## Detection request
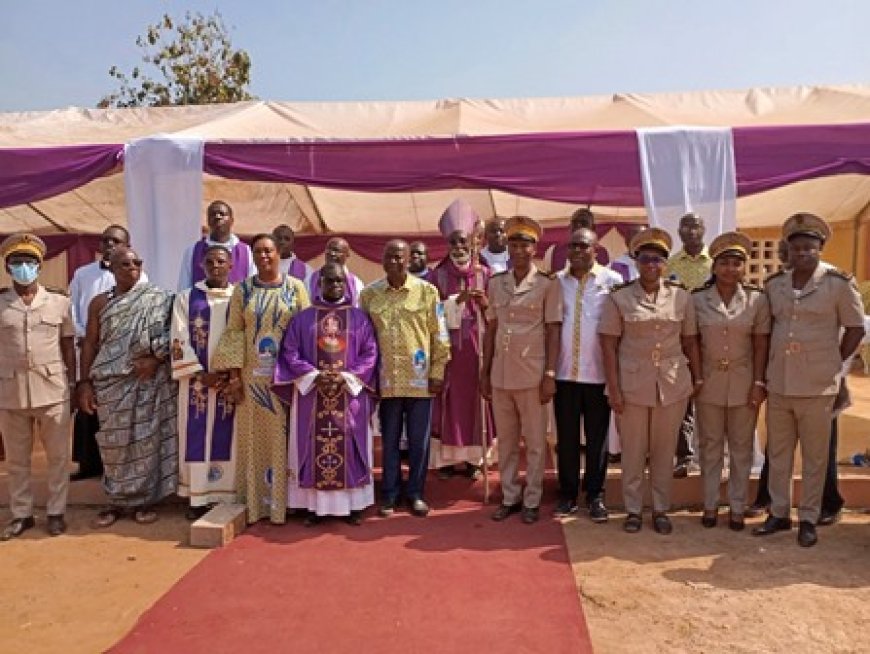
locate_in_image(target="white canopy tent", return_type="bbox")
[3,84,870,238]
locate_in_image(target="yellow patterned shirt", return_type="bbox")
[360,275,451,399]
[667,248,712,291]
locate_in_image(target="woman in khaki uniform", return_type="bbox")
[692,232,770,531]
[599,228,701,535]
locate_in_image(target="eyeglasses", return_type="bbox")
[636,254,665,265]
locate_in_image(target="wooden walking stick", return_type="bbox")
[470,219,491,505]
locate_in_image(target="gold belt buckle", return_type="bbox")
[717,358,730,371]
[787,342,801,354]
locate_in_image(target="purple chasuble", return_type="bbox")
[273,303,378,490]
[428,259,494,448]
[185,287,235,461]
[191,238,252,285]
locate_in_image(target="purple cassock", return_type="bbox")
[272,300,378,490]
[190,238,253,285]
[549,242,609,271]
[427,259,495,456]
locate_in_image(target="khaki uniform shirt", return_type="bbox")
[598,281,697,407]
[0,285,74,409]
[360,275,450,399]
[486,266,562,391]
[765,265,864,397]
[693,284,770,406]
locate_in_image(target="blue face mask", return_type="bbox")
[9,261,39,285]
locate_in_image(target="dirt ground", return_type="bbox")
[0,506,206,654]
[4,374,870,653]
[2,505,869,654]
[565,509,870,654]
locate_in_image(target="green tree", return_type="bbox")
[99,11,254,108]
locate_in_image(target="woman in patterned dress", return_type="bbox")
[213,234,310,524]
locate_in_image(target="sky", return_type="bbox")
[1,0,869,112]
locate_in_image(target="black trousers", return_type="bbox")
[754,418,843,513]
[554,381,611,503]
[675,401,696,461]
[72,410,103,475]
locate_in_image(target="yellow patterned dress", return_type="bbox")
[213,275,310,523]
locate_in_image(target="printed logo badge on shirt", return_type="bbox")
[253,336,277,378]
[411,348,428,388]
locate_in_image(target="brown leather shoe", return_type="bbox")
[1,516,35,541]
[46,514,67,537]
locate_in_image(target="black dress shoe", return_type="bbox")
[46,514,67,537]
[652,513,673,535]
[751,515,792,536]
[798,521,818,547]
[491,503,522,521]
[521,507,539,524]
[1,516,35,541]
[701,511,718,529]
[728,513,745,532]
[817,510,841,527]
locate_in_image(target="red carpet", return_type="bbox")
[110,475,591,654]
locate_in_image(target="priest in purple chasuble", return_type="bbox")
[273,262,378,526]
[427,199,495,479]
[171,245,239,519]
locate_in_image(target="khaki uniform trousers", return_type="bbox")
[0,403,70,518]
[618,399,688,514]
[492,387,547,509]
[696,402,756,514]
[766,392,834,523]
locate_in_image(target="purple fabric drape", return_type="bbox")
[0,144,122,208]
[204,132,645,205]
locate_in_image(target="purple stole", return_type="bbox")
[285,257,308,282]
[309,269,359,305]
[304,307,358,490]
[185,287,234,462]
[191,238,251,285]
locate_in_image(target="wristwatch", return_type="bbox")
[544,370,556,379]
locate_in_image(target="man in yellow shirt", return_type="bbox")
[667,212,712,478]
[360,240,450,517]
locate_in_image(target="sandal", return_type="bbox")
[623,513,642,533]
[133,508,158,525]
[91,508,124,529]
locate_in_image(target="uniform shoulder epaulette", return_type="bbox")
[763,269,785,284]
[691,279,715,293]
[664,279,686,290]
[824,267,854,281]
[741,282,763,293]
[536,270,557,279]
[610,279,636,293]
[46,286,69,296]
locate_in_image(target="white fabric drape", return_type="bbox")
[636,127,736,242]
[124,136,204,290]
